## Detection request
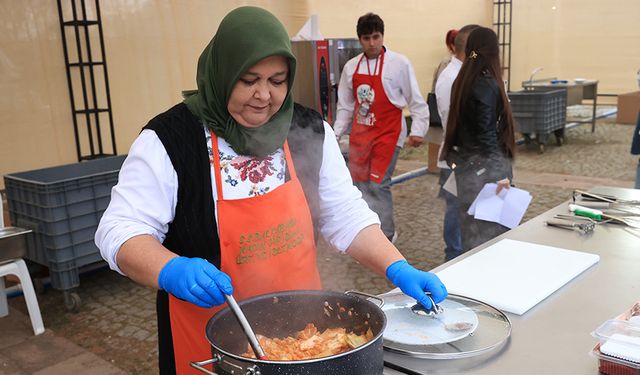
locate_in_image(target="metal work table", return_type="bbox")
[383,186,640,374]
[522,78,599,132]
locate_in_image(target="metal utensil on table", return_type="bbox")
[410,294,474,332]
[574,189,640,206]
[224,294,268,360]
[603,214,640,229]
[555,214,610,225]
[570,204,640,229]
[545,217,595,234]
[573,200,640,216]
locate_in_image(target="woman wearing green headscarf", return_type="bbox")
[96,7,446,373]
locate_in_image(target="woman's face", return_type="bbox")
[227,55,289,128]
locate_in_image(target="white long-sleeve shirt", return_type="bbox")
[434,56,463,169]
[95,122,379,274]
[333,48,429,147]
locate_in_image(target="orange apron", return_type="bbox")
[168,132,322,374]
[349,49,403,183]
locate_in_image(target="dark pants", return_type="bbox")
[353,147,401,240]
[454,168,509,252]
[439,169,463,261]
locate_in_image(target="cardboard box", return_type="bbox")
[617,91,640,124]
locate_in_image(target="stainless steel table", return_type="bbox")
[522,78,599,132]
[383,186,640,374]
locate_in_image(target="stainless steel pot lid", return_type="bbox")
[378,291,511,359]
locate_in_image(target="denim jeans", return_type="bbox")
[440,168,463,261]
[636,158,640,189]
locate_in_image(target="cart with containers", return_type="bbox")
[3,156,125,312]
[508,89,567,153]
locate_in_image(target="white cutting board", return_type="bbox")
[436,239,600,315]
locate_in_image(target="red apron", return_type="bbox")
[349,49,403,183]
[168,132,322,374]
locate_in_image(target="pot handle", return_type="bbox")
[345,290,385,308]
[190,358,220,375]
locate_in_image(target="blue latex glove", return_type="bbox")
[386,260,448,309]
[158,257,233,308]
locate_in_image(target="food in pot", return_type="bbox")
[242,323,374,360]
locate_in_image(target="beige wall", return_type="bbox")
[1,0,638,189]
[510,0,640,95]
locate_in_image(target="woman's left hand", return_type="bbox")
[406,136,424,148]
[386,260,448,309]
[495,178,511,194]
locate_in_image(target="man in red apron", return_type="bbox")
[335,13,430,242]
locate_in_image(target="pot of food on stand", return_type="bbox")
[190,290,387,375]
[191,290,512,375]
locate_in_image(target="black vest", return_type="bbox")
[143,102,325,374]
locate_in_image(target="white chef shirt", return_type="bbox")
[333,48,430,147]
[95,122,379,275]
[434,56,463,169]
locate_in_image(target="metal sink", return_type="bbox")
[0,227,32,263]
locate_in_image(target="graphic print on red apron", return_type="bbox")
[349,49,403,183]
[356,83,376,126]
[167,133,322,374]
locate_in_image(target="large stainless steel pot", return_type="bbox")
[191,290,386,375]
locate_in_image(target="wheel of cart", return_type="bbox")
[63,290,81,313]
[535,132,550,153]
[553,128,565,146]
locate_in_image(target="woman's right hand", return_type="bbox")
[158,257,233,308]
[495,178,511,194]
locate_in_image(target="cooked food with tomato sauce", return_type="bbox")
[242,323,374,360]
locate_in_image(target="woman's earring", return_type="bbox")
[469,51,478,59]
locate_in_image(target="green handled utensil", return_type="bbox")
[569,204,602,220]
[569,204,640,229]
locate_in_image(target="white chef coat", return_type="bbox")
[95,122,379,274]
[434,56,463,169]
[333,48,430,147]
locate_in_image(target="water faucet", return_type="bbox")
[527,67,544,89]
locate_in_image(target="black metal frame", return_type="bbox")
[57,0,116,161]
[494,0,513,92]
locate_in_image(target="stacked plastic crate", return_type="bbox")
[509,89,567,152]
[3,156,126,311]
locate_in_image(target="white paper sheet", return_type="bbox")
[436,239,600,315]
[442,170,457,196]
[468,183,532,229]
[500,187,533,228]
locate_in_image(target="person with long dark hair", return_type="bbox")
[439,26,516,252]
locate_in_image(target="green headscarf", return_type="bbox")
[184,6,296,156]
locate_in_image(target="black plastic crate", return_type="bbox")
[509,89,567,135]
[3,155,125,292]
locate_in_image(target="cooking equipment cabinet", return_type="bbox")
[383,186,640,374]
[290,38,361,125]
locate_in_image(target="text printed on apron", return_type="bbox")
[167,132,321,374]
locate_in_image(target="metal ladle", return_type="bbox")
[225,294,268,360]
